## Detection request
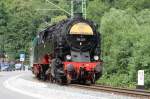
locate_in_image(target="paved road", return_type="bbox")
[0,71,137,99]
[0,71,37,99]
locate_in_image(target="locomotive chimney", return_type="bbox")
[73,13,83,19]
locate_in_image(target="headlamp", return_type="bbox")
[94,56,99,61]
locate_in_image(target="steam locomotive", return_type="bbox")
[31,14,102,84]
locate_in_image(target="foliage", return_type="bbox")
[86,0,150,89]
[0,0,69,60]
[96,7,150,89]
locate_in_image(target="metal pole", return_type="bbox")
[71,0,74,18]
[2,34,4,63]
[82,0,87,19]
[82,0,84,14]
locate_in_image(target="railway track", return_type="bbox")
[69,84,150,98]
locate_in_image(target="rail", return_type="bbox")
[69,84,150,98]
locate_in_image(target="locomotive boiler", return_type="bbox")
[31,14,102,84]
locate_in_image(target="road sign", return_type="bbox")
[20,54,25,62]
[138,70,144,86]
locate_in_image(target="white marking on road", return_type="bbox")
[3,73,46,99]
[3,73,110,99]
[17,78,47,88]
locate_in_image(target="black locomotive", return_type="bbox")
[32,14,102,84]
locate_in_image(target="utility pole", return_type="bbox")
[2,34,5,63]
[82,0,87,19]
[71,0,87,19]
[71,0,74,18]
[0,34,5,68]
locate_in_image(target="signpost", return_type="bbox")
[137,70,144,89]
[20,53,25,62]
[20,53,25,70]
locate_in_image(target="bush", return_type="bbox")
[98,8,150,89]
